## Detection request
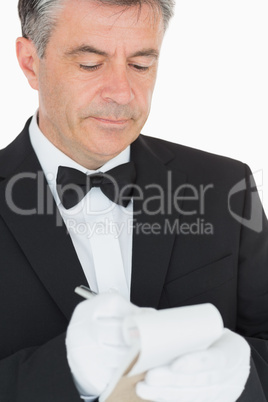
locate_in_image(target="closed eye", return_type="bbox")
[79,64,102,71]
[131,64,149,71]
[79,63,150,72]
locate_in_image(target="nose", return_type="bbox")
[101,64,134,105]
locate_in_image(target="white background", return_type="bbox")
[1,1,268,213]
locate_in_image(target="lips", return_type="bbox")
[91,116,130,125]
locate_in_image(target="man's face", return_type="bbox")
[34,0,164,169]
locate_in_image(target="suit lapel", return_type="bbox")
[0,126,87,321]
[0,122,188,313]
[130,136,187,308]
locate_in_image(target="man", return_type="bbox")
[0,0,267,401]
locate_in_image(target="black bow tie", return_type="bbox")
[56,162,136,209]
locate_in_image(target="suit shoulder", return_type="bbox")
[140,134,246,171]
[0,118,33,179]
[139,134,248,184]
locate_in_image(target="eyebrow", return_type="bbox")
[65,45,159,59]
[65,45,108,57]
[131,49,159,59]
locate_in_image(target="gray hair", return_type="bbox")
[18,0,175,58]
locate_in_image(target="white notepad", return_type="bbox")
[100,303,224,402]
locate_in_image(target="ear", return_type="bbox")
[16,37,40,90]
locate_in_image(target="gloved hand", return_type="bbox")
[136,328,251,402]
[66,293,140,396]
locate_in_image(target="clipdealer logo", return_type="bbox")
[228,170,263,233]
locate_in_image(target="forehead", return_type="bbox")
[49,0,164,52]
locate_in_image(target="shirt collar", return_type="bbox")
[29,110,131,205]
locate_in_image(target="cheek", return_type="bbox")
[137,74,157,110]
[65,77,103,119]
[139,88,154,117]
[40,78,83,126]
[38,66,63,108]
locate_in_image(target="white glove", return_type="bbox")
[66,293,140,396]
[136,328,251,402]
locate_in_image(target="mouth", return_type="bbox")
[90,117,130,125]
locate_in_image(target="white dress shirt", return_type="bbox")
[29,111,133,300]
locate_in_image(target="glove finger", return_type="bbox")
[68,314,126,346]
[171,348,226,373]
[94,293,139,318]
[68,342,129,368]
[138,361,250,401]
[144,357,250,388]
[72,293,139,323]
[96,318,126,345]
[136,381,215,402]
[136,381,247,402]
[144,365,227,387]
[171,329,250,374]
[211,328,250,368]
[100,344,130,368]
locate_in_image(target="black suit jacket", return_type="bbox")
[0,118,268,401]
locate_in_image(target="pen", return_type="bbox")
[74,285,98,300]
